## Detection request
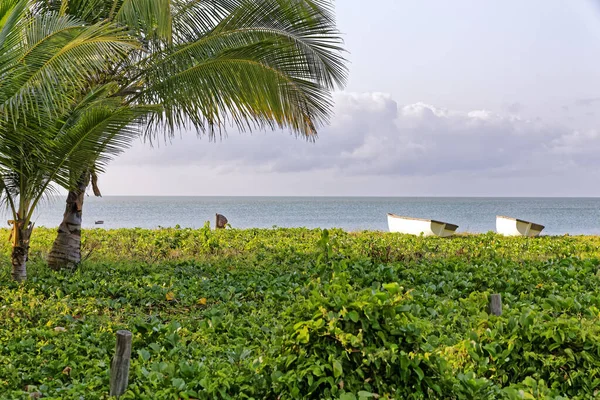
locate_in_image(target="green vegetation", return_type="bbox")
[2,227,600,398]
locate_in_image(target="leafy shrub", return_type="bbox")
[1,228,600,398]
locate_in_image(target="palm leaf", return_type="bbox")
[0,12,139,122]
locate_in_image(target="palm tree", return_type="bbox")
[43,0,347,270]
[0,0,147,280]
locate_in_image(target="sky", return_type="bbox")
[103,0,600,196]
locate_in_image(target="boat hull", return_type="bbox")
[496,216,544,237]
[387,214,458,237]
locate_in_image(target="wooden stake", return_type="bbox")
[489,294,502,316]
[110,330,132,397]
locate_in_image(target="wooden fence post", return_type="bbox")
[489,294,502,316]
[110,330,132,397]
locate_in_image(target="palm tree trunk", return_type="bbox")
[47,172,90,271]
[11,221,33,282]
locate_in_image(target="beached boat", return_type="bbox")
[387,214,459,237]
[496,215,544,237]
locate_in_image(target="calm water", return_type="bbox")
[21,197,600,235]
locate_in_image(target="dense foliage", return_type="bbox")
[1,227,600,398]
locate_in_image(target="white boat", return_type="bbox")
[496,215,544,237]
[387,213,459,237]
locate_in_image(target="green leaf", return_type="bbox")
[383,282,401,294]
[332,359,343,378]
[171,378,186,391]
[149,343,162,353]
[523,376,537,387]
[413,366,424,381]
[374,292,389,301]
[296,325,310,344]
[137,349,151,361]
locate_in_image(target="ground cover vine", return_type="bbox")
[1,227,600,398]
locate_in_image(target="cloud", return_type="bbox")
[116,92,599,181]
[575,97,600,107]
[547,129,600,170]
[504,102,524,114]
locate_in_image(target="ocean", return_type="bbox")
[21,196,600,235]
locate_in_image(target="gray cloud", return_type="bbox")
[116,92,599,180]
[504,102,524,114]
[575,97,600,107]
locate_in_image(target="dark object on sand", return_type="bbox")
[215,214,228,229]
[95,220,104,225]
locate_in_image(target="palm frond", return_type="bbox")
[0,0,27,49]
[0,13,139,122]
[136,0,346,140]
[114,0,173,43]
